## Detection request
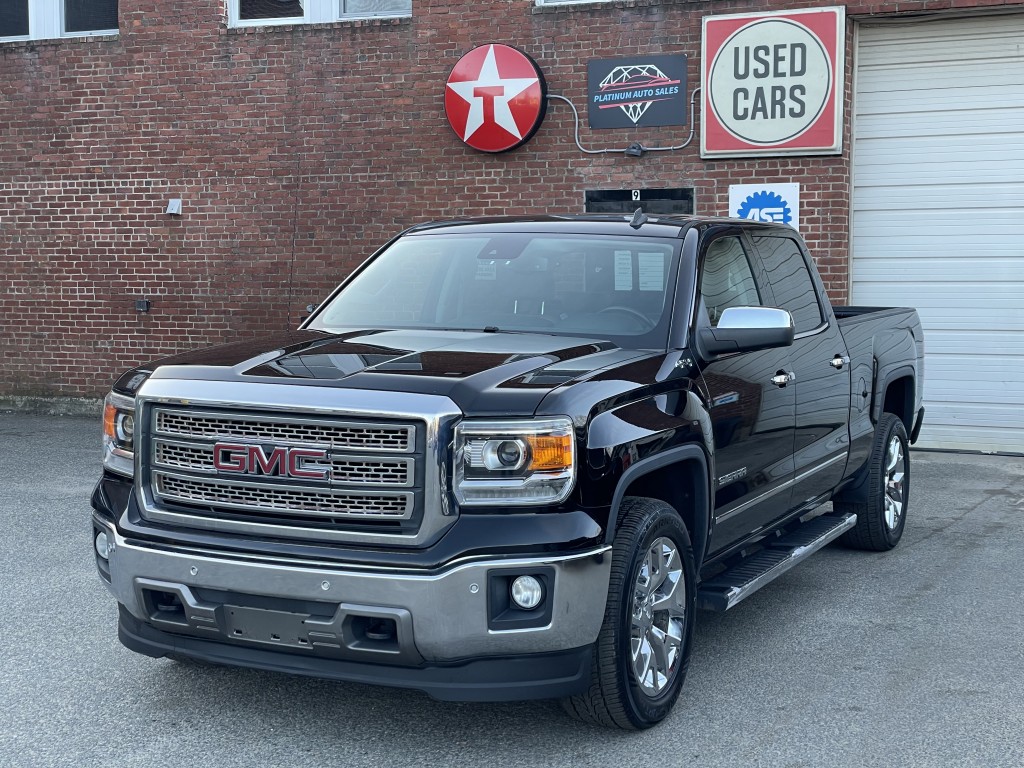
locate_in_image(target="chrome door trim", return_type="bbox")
[715,452,848,524]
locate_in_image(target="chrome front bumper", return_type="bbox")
[95,517,612,664]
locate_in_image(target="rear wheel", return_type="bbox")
[562,497,696,729]
[836,413,910,551]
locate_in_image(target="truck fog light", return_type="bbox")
[95,531,111,560]
[510,575,543,610]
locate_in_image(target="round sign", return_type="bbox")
[708,19,832,146]
[445,44,547,154]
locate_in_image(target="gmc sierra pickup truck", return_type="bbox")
[92,214,924,729]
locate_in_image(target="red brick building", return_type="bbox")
[2,0,1022,451]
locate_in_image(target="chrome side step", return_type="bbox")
[696,513,857,612]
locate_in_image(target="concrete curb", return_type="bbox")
[0,396,103,418]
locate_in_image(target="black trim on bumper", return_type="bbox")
[93,473,605,570]
[118,606,593,702]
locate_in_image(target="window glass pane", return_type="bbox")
[342,0,411,15]
[0,1,29,37]
[65,0,118,32]
[752,235,823,333]
[240,0,304,20]
[700,237,762,326]
[314,233,680,345]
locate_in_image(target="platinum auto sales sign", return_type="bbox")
[702,7,845,158]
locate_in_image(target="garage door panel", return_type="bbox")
[853,163,1024,187]
[858,66,1024,95]
[923,330,1024,356]
[852,183,1024,211]
[857,89,1024,118]
[857,107,1024,138]
[925,356,1024,394]
[854,138,1024,167]
[853,259,1023,282]
[851,235,1023,257]
[854,16,1023,452]
[918,417,1024,453]
[858,18,1022,62]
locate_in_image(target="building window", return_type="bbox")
[230,0,411,26]
[66,0,118,33]
[239,0,304,22]
[0,0,118,41]
[0,3,30,38]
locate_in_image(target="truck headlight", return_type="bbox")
[102,391,136,477]
[453,417,576,506]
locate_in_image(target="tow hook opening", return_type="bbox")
[347,615,399,653]
[142,588,188,627]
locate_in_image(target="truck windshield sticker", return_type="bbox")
[638,253,665,291]
[614,251,634,291]
[475,260,497,280]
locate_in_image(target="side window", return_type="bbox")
[1,0,118,41]
[752,235,824,334]
[699,236,762,326]
[229,0,411,27]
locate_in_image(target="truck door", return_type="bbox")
[750,232,850,508]
[695,231,797,554]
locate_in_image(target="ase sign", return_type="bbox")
[702,7,845,158]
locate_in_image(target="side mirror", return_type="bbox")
[699,306,795,355]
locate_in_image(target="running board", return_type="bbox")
[697,513,857,612]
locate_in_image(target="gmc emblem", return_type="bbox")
[213,443,329,481]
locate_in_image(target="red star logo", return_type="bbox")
[445,45,547,153]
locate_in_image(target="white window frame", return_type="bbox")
[228,0,411,28]
[0,0,118,43]
[534,0,614,5]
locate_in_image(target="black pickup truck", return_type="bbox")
[92,214,924,729]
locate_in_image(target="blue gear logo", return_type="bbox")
[736,191,792,226]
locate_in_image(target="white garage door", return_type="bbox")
[852,15,1024,453]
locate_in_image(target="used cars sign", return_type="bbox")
[702,7,845,157]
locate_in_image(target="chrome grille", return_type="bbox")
[154,472,413,519]
[145,406,422,534]
[153,439,413,486]
[155,410,414,452]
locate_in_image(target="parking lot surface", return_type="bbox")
[1,414,1022,767]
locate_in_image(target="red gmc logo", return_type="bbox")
[213,443,329,481]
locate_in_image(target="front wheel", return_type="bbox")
[562,497,696,729]
[836,412,910,551]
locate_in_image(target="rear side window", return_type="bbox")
[752,235,824,334]
[699,236,762,326]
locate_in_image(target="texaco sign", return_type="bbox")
[701,7,845,158]
[445,44,548,154]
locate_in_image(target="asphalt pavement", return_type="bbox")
[1,413,1022,767]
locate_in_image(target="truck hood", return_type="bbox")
[128,329,655,417]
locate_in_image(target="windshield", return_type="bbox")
[310,232,682,347]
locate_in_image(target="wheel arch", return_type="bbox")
[877,369,916,434]
[605,445,711,568]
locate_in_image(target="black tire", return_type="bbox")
[836,413,910,551]
[561,497,696,729]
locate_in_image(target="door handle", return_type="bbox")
[830,355,851,370]
[771,371,795,387]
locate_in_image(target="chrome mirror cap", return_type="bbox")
[716,306,794,330]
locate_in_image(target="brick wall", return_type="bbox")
[0,0,1018,396]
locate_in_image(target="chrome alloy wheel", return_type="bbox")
[884,435,906,530]
[630,537,687,698]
